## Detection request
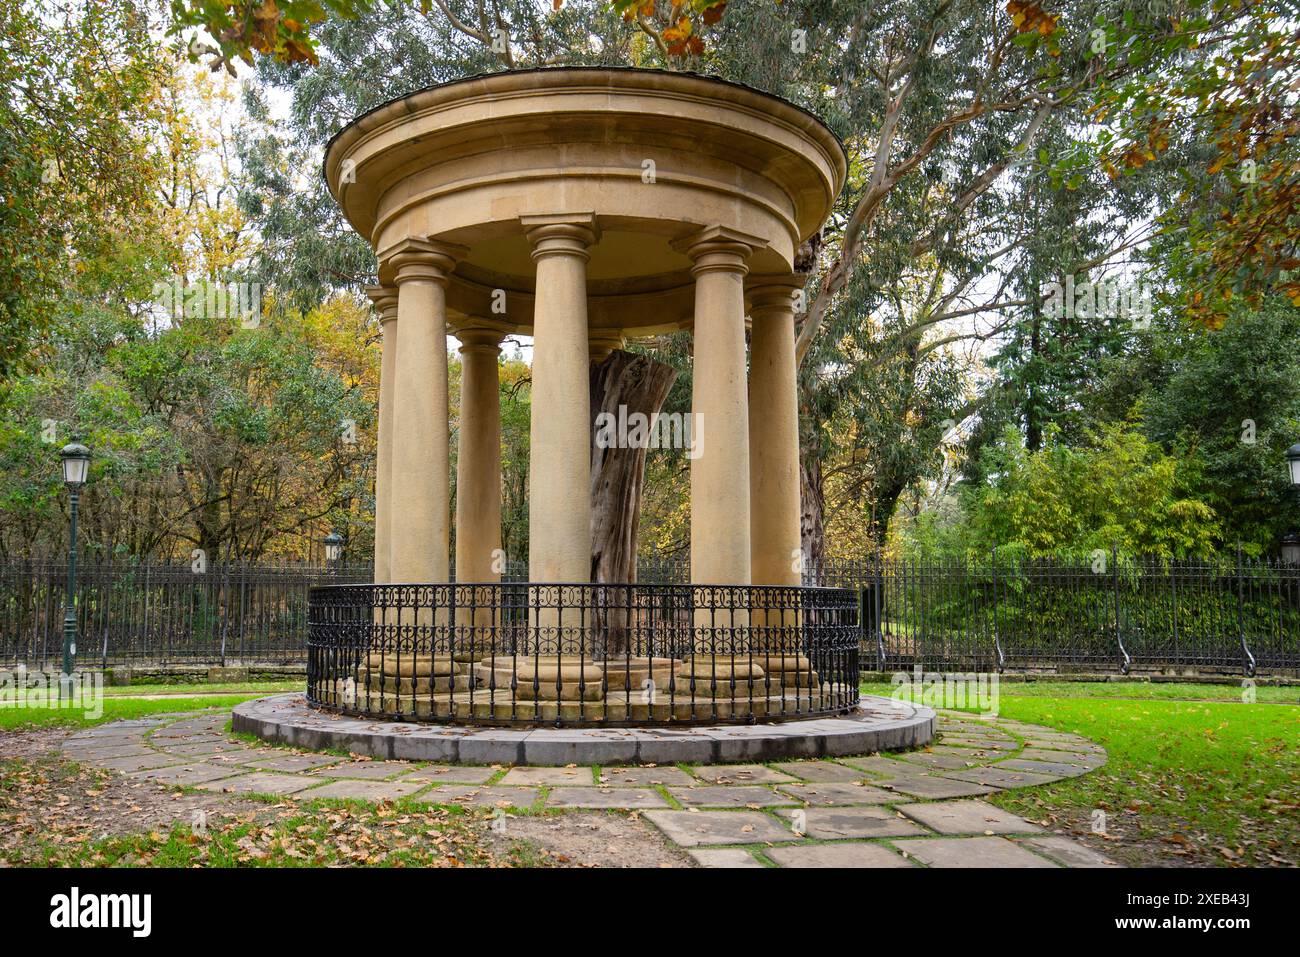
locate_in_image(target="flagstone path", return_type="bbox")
[58,707,1118,868]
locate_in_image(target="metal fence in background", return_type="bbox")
[816,554,1300,677]
[1,553,1297,674]
[0,558,372,668]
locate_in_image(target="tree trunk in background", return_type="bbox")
[589,350,677,656]
[799,450,824,583]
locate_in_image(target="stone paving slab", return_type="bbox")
[897,800,1043,835]
[399,765,498,785]
[1020,735,1100,751]
[769,761,870,783]
[298,779,428,801]
[195,772,321,796]
[687,848,766,868]
[595,766,696,787]
[767,843,915,868]
[1016,747,1105,766]
[149,731,229,744]
[896,751,980,771]
[875,775,996,800]
[544,787,669,809]
[940,766,1062,789]
[498,766,594,786]
[91,753,190,772]
[62,745,157,760]
[668,785,793,808]
[643,810,795,847]
[690,764,797,784]
[835,755,911,778]
[311,760,428,780]
[937,736,1016,750]
[775,782,896,806]
[126,763,249,786]
[162,741,249,757]
[996,758,1092,777]
[774,806,926,840]
[415,786,539,809]
[1018,835,1120,868]
[894,835,1059,868]
[242,753,345,773]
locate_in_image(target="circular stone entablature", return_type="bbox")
[324,67,847,336]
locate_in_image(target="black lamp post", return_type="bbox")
[59,443,90,698]
[1283,444,1300,565]
[323,531,344,576]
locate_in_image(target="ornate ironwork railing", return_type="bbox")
[306,582,861,726]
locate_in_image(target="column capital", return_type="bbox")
[364,284,399,323]
[747,274,806,318]
[672,225,767,277]
[381,237,468,285]
[521,212,600,262]
[457,324,505,356]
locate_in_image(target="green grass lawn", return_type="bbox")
[865,679,1300,866]
[0,694,269,731]
[99,680,301,697]
[864,678,1299,704]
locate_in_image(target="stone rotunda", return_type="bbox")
[309,67,859,726]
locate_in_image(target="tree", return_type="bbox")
[0,0,168,381]
[1078,0,1300,324]
[217,1,1179,565]
[961,421,1219,559]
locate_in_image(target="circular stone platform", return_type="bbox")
[233,693,935,767]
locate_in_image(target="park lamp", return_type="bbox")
[1283,444,1300,564]
[59,442,90,699]
[323,531,344,563]
[1288,443,1300,487]
[60,443,91,489]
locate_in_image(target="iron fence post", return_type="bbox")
[1238,544,1256,677]
[1113,545,1131,674]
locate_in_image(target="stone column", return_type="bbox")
[748,279,803,587]
[674,226,765,587]
[521,213,598,584]
[746,278,813,690]
[455,326,504,584]
[673,226,765,685]
[387,239,465,584]
[365,285,399,584]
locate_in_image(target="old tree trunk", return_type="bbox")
[589,350,677,655]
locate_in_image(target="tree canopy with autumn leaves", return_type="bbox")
[3,0,1297,564]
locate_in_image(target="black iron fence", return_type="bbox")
[0,558,372,668]
[306,581,861,726]
[1,553,1298,675]
[816,554,1300,677]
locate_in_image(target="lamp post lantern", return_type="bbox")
[59,443,90,698]
[323,531,344,575]
[1283,443,1300,565]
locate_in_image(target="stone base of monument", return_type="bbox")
[234,692,936,765]
[324,686,850,723]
